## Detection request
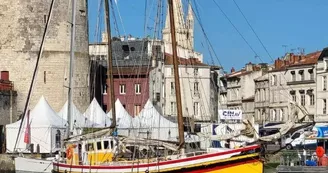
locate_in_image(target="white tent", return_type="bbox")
[136,100,178,141]
[58,101,99,128]
[6,96,66,153]
[107,99,140,129]
[83,98,111,127]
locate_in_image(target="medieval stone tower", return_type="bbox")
[0,0,90,117]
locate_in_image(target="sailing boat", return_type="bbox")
[52,0,264,173]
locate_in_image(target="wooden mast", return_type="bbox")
[104,0,116,129]
[168,0,185,149]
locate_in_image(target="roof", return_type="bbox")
[318,47,328,61]
[226,65,262,78]
[270,51,321,72]
[164,53,209,67]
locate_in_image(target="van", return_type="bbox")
[285,130,316,150]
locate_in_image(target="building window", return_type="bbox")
[272,109,276,121]
[193,102,199,116]
[119,84,126,94]
[271,75,277,85]
[307,90,315,106]
[309,69,314,80]
[300,90,305,106]
[299,70,304,81]
[170,102,176,115]
[194,82,199,95]
[44,71,46,84]
[323,99,327,114]
[194,68,198,76]
[291,71,296,82]
[103,84,107,94]
[156,92,160,102]
[171,68,174,76]
[135,84,141,94]
[170,82,175,95]
[134,105,141,115]
[323,76,327,91]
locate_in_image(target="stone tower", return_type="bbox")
[162,0,194,50]
[0,0,90,116]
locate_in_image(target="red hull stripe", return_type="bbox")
[180,159,260,173]
[54,145,260,169]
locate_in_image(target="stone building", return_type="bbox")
[218,74,228,110]
[0,0,90,115]
[224,63,268,121]
[315,48,328,122]
[254,74,270,124]
[268,51,321,122]
[149,55,218,121]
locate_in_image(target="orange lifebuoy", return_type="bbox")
[66,147,73,160]
[316,146,325,158]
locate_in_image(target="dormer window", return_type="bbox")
[291,71,296,81]
[299,70,304,81]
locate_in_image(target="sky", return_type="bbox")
[88,0,328,73]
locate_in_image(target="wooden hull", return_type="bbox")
[53,145,263,173]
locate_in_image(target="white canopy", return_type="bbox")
[135,100,178,141]
[83,98,111,127]
[58,101,99,128]
[6,96,66,153]
[107,99,140,129]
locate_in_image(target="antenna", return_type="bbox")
[282,45,288,54]
[298,47,305,55]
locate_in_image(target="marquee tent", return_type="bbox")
[6,96,66,153]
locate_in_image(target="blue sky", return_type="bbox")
[88,0,328,73]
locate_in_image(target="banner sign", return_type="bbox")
[219,110,242,120]
[315,126,328,137]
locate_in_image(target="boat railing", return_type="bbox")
[279,150,318,166]
[56,150,210,166]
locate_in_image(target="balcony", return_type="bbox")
[227,99,242,106]
[287,79,315,85]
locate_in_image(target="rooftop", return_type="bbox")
[164,53,209,67]
[270,51,321,72]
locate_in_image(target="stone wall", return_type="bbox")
[0,0,90,116]
[0,91,17,125]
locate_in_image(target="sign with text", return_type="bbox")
[219,110,242,120]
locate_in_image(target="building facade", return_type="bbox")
[149,55,218,121]
[0,0,90,115]
[316,48,328,122]
[89,36,159,115]
[104,67,150,116]
[267,52,320,122]
[254,74,270,124]
[224,63,268,121]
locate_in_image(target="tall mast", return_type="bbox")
[104,0,116,129]
[168,0,185,149]
[66,0,77,138]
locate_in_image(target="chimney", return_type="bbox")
[246,62,253,71]
[1,71,9,81]
[231,67,235,73]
